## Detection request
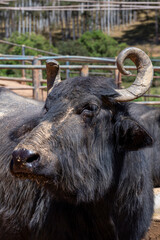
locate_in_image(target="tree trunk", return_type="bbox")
[60,10,65,40]
[5,11,9,38]
[48,12,52,46]
[68,11,71,39]
[18,10,21,34]
[129,10,132,24]
[103,0,107,32]
[107,0,110,35]
[22,0,25,34]
[77,12,79,38]
[64,11,68,40]
[155,9,159,44]
[95,10,99,30]
[33,14,35,33]
[100,10,103,32]
[29,0,32,35]
[72,13,76,40]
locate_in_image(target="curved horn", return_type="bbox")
[46,59,61,93]
[115,47,153,102]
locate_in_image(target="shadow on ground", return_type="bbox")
[115,14,159,45]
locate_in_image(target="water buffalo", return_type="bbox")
[128,103,160,187]
[0,47,155,240]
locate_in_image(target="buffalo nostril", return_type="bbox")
[11,149,40,174]
[26,153,40,163]
[12,149,40,163]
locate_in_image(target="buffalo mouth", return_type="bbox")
[11,169,54,186]
[10,159,55,186]
[10,164,77,202]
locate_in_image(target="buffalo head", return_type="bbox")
[10,48,153,203]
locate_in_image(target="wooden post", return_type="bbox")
[118,72,122,89]
[81,65,89,77]
[115,56,119,87]
[32,57,40,100]
[38,56,43,100]
[115,56,122,89]
[115,70,122,89]
[115,68,119,87]
[38,56,42,82]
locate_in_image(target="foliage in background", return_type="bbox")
[57,31,127,57]
[0,30,127,58]
[79,31,127,57]
[0,32,58,56]
[0,32,58,77]
[56,40,89,56]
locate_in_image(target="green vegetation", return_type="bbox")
[57,31,127,57]
[0,30,127,58]
[0,32,58,56]
[79,31,127,57]
[56,40,89,56]
[0,32,58,77]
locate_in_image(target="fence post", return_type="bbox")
[22,44,26,79]
[38,55,43,100]
[118,72,122,88]
[66,61,70,78]
[38,56,42,82]
[81,65,89,77]
[115,56,119,87]
[115,68,119,86]
[32,57,41,100]
[115,56,122,89]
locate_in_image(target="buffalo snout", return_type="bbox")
[11,148,40,174]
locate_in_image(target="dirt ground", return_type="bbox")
[144,189,160,240]
[0,80,47,100]
[144,220,160,240]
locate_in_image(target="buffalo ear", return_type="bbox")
[46,59,61,93]
[115,118,153,151]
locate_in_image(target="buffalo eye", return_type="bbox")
[80,104,100,119]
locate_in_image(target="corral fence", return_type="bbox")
[0,55,160,104]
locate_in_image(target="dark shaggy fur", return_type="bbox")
[128,103,160,187]
[0,76,155,240]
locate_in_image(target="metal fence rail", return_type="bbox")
[0,55,160,104]
[0,55,116,63]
